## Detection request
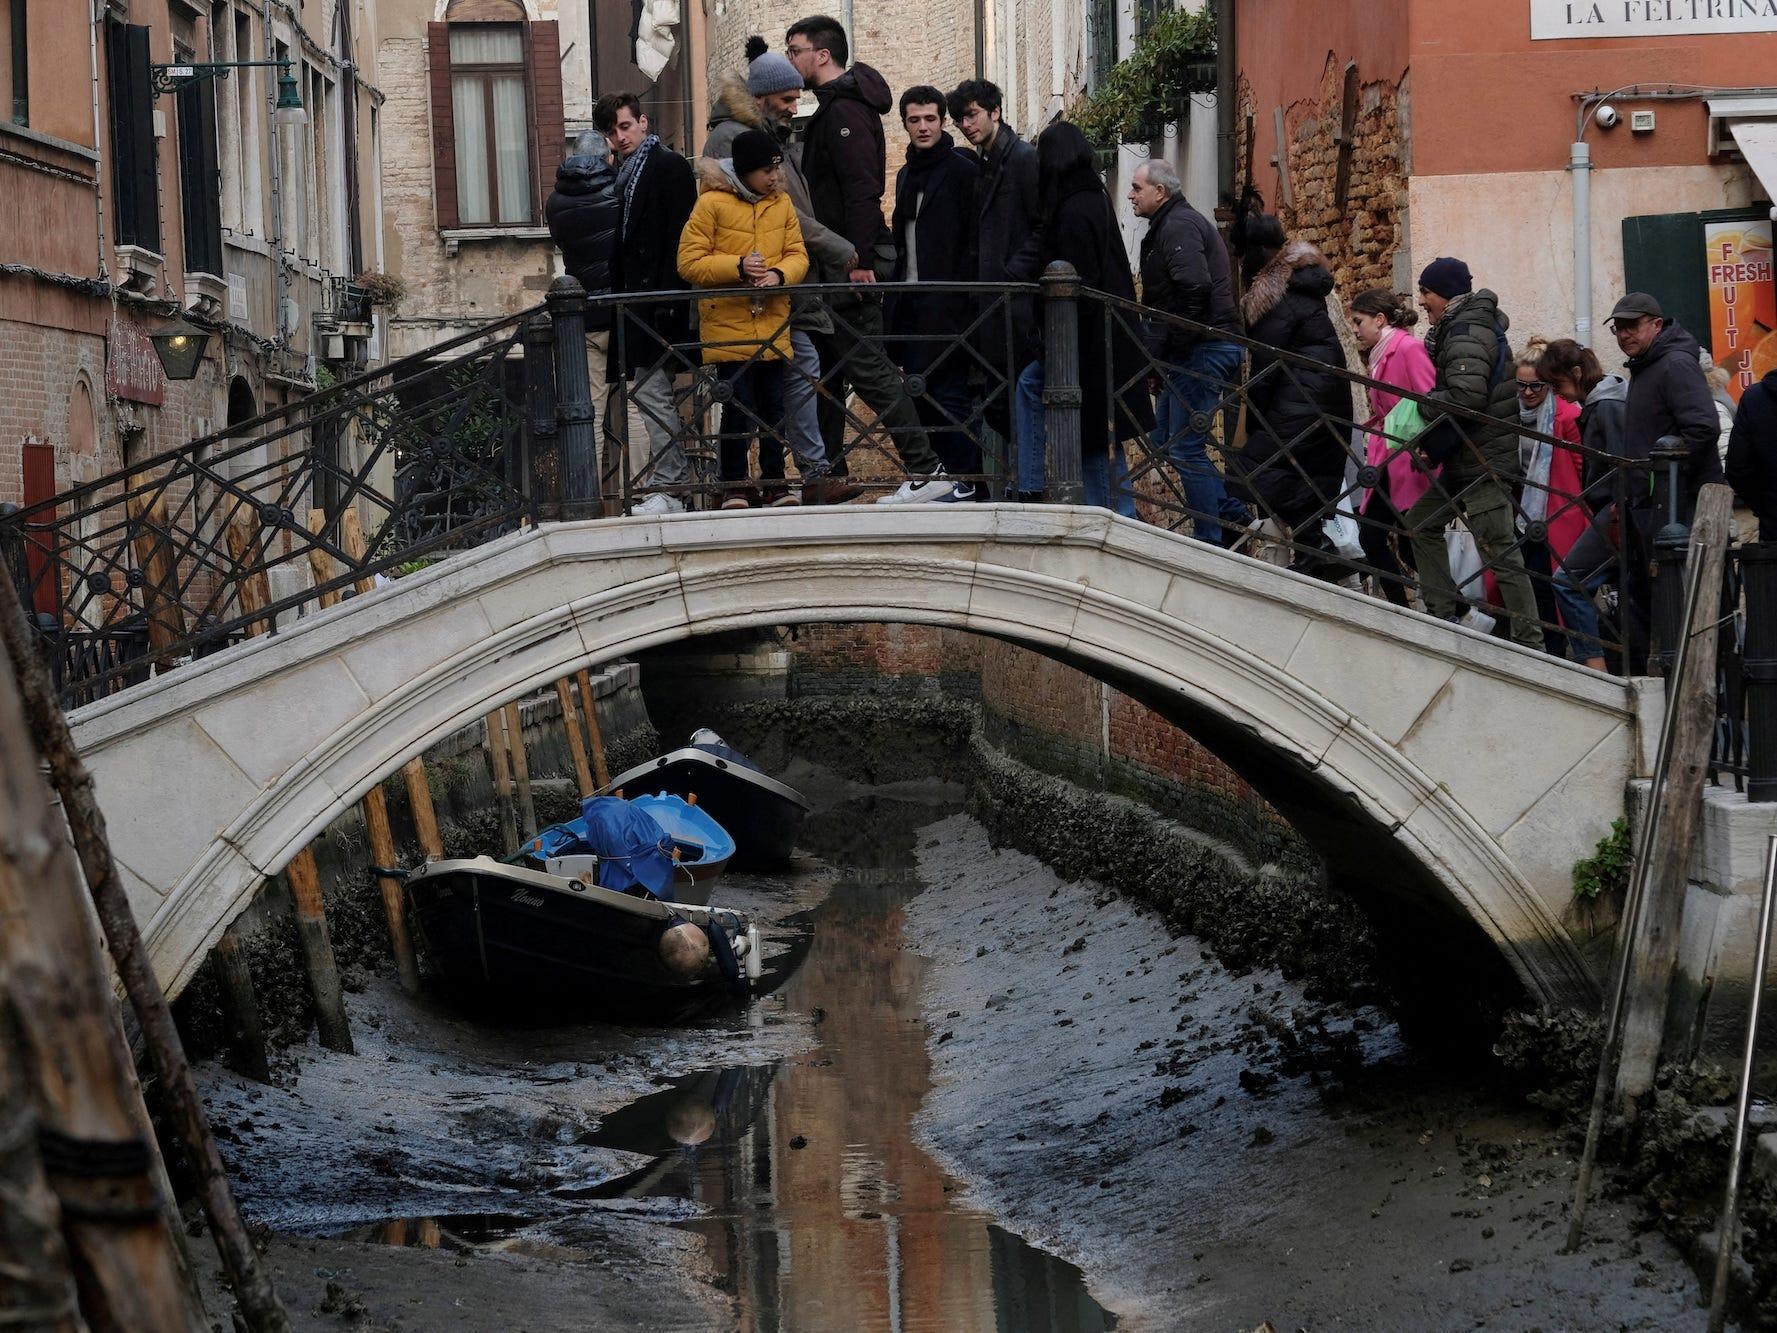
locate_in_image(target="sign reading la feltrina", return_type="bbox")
[1533,0,1777,38]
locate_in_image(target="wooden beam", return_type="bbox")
[304,509,342,611]
[487,710,520,854]
[577,668,611,789]
[361,783,421,993]
[503,701,537,840]
[555,678,596,798]
[127,493,189,667]
[284,850,353,1055]
[402,759,445,862]
[1616,484,1734,1115]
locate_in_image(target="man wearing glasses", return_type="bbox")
[1608,292,1723,527]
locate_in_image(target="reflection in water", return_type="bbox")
[347,794,1113,1331]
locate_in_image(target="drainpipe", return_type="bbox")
[974,0,986,80]
[1214,0,1235,206]
[1571,138,1592,346]
[89,0,108,281]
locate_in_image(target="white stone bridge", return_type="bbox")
[69,506,1647,1007]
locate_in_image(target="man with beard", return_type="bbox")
[703,38,862,504]
[887,86,981,500]
[787,14,950,502]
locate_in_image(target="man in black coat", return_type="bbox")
[949,79,1040,447]
[595,91,696,515]
[888,86,981,500]
[1610,291,1725,523]
[1727,368,1777,539]
[786,14,947,501]
[1129,158,1246,545]
[545,135,620,486]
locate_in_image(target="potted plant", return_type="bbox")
[354,271,407,310]
[1073,6,1217,150]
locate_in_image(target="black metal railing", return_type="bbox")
[6,263,1771,804]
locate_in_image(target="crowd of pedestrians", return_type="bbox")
[544,19,1770,670]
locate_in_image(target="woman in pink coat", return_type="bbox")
[1349,289,1436,606]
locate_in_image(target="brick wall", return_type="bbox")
[783,621,1277,835]
[1278,56,1406,296]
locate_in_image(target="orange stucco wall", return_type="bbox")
[1408,2,1777,177]
[1237,0,1777,184]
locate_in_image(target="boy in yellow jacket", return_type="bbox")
[678,128,809,508]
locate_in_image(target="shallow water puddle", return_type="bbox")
[333,793,1114,1331]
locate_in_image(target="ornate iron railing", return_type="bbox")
[5,266,1760,799]
[0,308,545,705]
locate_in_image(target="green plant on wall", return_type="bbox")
[1073,5,1217,150]
[1571,816,1631,902]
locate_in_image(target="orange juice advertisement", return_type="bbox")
[1705,218,1776,403]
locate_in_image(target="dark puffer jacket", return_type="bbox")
[1624,319,1725,521]
[544,154,618,330]
[1419,288,1518,482]
[800,63,893,262]
[1138,194,1240,357]
[1229,242,1350,527]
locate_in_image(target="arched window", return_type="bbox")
[427,1,563,230]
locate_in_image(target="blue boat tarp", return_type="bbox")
[525,796,678,899]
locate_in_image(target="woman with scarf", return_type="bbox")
[1030,122,1153,507]
[1496,339,1588,658]
[887,87,982,496]
[1349,289,1436,605]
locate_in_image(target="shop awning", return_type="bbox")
[1730,118,1777,201]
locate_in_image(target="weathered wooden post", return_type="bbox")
[0,618,209,1331]
[1040,260,1084,506]
[126,492,189,668]
[555,677,597,797]
[486,708,520,853]
[548,275,599,517]
[1616,484,1733,1115]
[504,700,537,839]
[284,852,354,1055]
[577,667,612,789]
[402,758,446,861]
[212,927,272,1083]
[0,999,83,1332]
[0,563,289,1333]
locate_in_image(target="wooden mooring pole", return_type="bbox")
[212,928,272,1084]
[555,677,596,798]
[486,708,520,854]
[577,667,611,790]
[402,758,446,861]
[504,700,537,839]
[285,850,354,1055]
[0,579,279,1329]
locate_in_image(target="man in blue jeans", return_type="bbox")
[1128,160,1246,543]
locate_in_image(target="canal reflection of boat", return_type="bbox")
[404,795,758,1010]
[602,730,810,870]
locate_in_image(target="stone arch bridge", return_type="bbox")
[68,507,1647,1006]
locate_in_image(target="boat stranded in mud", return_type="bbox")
[403,733,808,1014]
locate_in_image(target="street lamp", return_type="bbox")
[151,58,306,129]
[148,316,211,381]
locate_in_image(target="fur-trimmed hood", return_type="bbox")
[706,72,764,134]
[1241,239,1333,326]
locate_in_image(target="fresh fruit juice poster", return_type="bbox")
[1705,218,1776,403]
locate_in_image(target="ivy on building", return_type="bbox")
[1073,6,1217,150]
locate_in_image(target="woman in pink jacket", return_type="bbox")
[1349,289,1436,606]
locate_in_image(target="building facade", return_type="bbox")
[378,0,709,359]
[1235,0,1777,384]
[0,0,388,528]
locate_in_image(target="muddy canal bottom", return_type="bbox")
[292,783,1109,1331]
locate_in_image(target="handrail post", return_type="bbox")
[1040,261,1083,505]
[1744,542,1777,802]
[522,315,558,521]
[1650,438,1691,676]
[547,275,598,518]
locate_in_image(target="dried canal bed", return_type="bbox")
[192,771,1701,1330]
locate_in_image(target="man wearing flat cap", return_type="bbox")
[1608,291,1723,524]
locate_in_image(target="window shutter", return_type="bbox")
[426,22,459,230]
[108,23,161,252]
[177,78,225,276]
[526,20,564,220]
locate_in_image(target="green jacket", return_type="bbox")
[1422,288,1519,481]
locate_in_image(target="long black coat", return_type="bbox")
[888,139,979,373]
[609,144,697,377]
[1231,245,1350,527]
[544,155,618,331]
[1039,186,1155,449]
[1624,320,1726,521]
[974,125,1041,366]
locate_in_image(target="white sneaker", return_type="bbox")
[931,481,977,503]
[875,471,955,505]
[1459,607,1497,635]
[632,494,685,516]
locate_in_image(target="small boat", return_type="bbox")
[603,729,810,870]
[402,795,756,1010]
